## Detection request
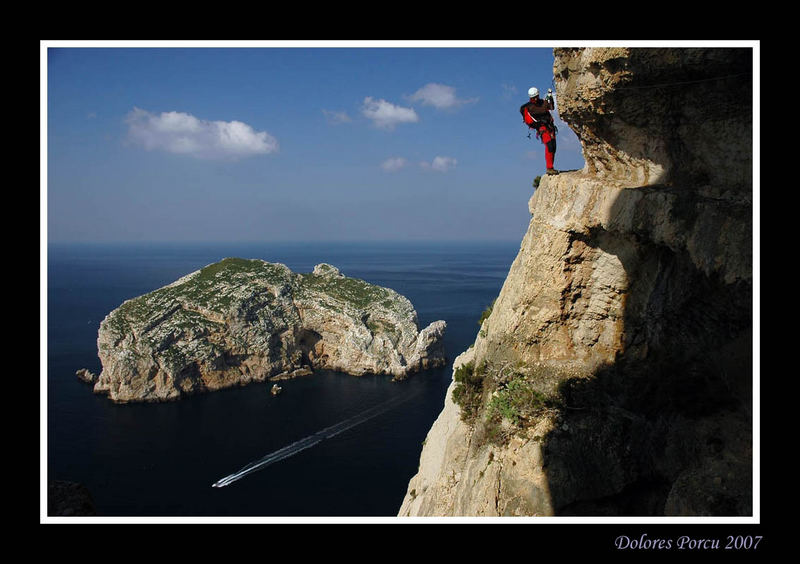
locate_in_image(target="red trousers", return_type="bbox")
[539,126,556,169]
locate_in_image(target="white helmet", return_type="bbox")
[528,87,539,98]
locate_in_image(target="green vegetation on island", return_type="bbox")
[90,257,447,403]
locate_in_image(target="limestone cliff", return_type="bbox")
[86,258,446,403]
[399,47,753,516]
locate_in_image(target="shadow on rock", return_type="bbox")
[540,182,753,516]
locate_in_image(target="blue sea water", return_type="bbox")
[46,240,518,517]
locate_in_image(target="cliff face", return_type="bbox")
[399,47,753,516]
[88,258,446,403]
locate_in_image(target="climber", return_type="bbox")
[520,87,558,175]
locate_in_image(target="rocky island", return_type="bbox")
[79,258,446,403]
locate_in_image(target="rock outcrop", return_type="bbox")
[88,258,446,403]
[48,480,97,516]
[399,47,753,517]
[76,368,98,385]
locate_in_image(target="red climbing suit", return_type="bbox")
[520,96,557,170]
[538,125,556,170]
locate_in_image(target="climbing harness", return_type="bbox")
[521,88,557,140]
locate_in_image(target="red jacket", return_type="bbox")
[520,97,555,130]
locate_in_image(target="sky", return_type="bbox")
[44,42,587,244]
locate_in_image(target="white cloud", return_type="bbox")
[361,97,419,130]
[381,157,408,172]
[408,83,478,110]
[421,156,458,172]
[124,107,278,160]
[322,109,351,125]
[501,83,518,99]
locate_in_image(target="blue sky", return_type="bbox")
[45,43,586,244]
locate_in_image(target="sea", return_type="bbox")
[45,240,519,518]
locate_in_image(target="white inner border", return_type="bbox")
[40,39,761,526]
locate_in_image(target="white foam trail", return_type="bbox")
[211,392,417,488]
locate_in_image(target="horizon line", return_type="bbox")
[46,238,523,246]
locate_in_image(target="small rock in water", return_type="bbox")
[76,368,97,385]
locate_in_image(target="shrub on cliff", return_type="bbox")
[452,361,486,424]
[488,375,555,426]
[477,299,495,327]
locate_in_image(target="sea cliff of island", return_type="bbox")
[78,258,446,403]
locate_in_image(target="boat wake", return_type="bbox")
[211,391,418,488]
